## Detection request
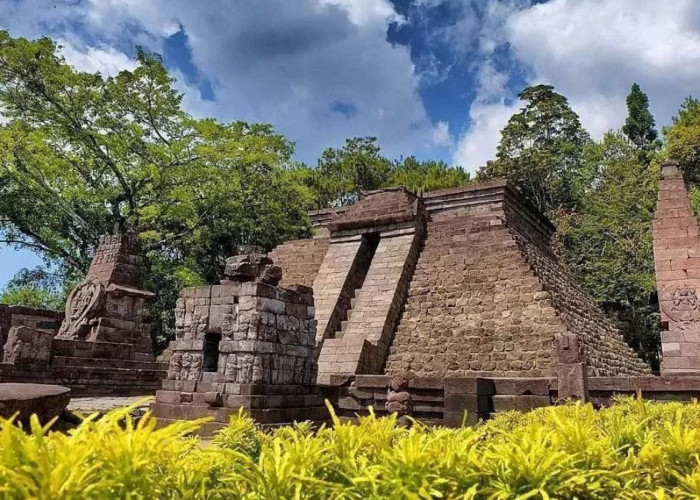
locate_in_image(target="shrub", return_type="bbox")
[3,397,700,498]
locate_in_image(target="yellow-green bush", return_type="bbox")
[2,397,700,498]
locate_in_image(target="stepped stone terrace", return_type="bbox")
[272,180,649,386]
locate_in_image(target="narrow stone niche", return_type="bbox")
[202,331,221,372]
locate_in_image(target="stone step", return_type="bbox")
[51,356,168,371]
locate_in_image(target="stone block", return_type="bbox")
[3,326,52,365]
[491,395,551,412]
[444,393,478,412]
[443,410,479,428]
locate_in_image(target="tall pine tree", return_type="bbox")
[622,83,659,158]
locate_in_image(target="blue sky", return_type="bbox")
[1,0,700,288]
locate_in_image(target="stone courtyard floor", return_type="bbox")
[68,395,153,414]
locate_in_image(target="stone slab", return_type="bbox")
[0,383,70,422]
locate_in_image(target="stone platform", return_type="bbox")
[0,383,71,423]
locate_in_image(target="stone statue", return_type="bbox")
[190,354,202,380]
[3,338,22,364]
[224,354,239,382]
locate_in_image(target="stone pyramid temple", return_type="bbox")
[271,179,650,384]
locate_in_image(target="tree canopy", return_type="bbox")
[294,137,470,209]
[0,32,313,345]
[552,132,659,367]
[477,85,591,214]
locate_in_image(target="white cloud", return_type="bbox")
[78,0,443,164]
[0,0,446,164]
[431,121,451,146]
[58,41,136,77]
[505,0,700,136]
[454,0,700,171]
[319,0,403,26]
[453,99,518,172]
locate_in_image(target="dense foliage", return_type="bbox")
[552,132,660,365]
[293,137,470,209]
[0,267,68,310]
[4,397,700,498]
[622,83,660,160]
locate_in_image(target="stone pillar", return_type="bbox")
[653,160,700,373]
[556,333,589,401]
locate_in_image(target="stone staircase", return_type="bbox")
[316,227,424,384]
[335,291,358,340]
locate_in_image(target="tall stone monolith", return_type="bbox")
[653,160,700,373]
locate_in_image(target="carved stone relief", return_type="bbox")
[660,281,700,323]
[56,279,105,340]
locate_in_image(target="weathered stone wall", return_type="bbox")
[386,182,649,378]
[333,374,700,427]
[386,210,563,378]
[152,253,326,431]
[269,237,330,288]
[514,224,650,375]
[0,305,63,348]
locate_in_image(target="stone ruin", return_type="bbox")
[155,180,655,430]
[151,250,325,432]
[13,167,700,427]
[0,234,167,395]
[272,183,649,382]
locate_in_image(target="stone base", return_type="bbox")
[0,383,71,423]
[151,383,329,433]
[0,360,167,396]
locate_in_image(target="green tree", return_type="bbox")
[389,156,470,192]
[552,132,659,369]
[312,137,391,207]
[0,32,312,346]
[664,97,700,183]
[622,83,659,160]
[477,85,591,213]
[0,266,68,310]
